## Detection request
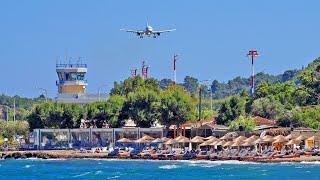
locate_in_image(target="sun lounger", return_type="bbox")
[240,151,257,161]
[231,149,248,160]
[107,148,119,157]
[196,151,210,160]
[281,151,300,158]
[254,151,277,161]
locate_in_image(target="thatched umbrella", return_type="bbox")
[231,141,242,147]
[263,136,275,143]
[204,136,216,140]
[286,139,302,146]
[242,141,255,147]
[223,141,234,147]
[295,135,308,141]
[220,135,230,140]
[117,138,132,143]
[141,135,155,141]
[254,138,264,144]
[161,137,170,142]
[244,135,259,142]
[152,138,163,143]
[191,136,204,141]
[178,137,191,143]
[273,136,288,144]
[165,139,177,145]
[285,134,296,140]
[134,138,150,143]
[199,139,216,146]
[262,135,273,140]
[209,140,222,146]
[216,140,226,146]
[234,136,247,142]
[174,135,185,141]
[191,138,204,143]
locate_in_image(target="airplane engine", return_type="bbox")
[157,33,160,36]
[137,33,141,36]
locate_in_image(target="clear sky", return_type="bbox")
[1,0,320,98]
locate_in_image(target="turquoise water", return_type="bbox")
[1,159,320,179]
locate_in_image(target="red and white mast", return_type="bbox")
[247,49,259,94]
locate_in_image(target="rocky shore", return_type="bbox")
[1,150,320,163]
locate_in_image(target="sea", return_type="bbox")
[0,159,320,179]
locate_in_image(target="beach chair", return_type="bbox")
[281,150,300,158]
[231,149,248,160]
[240,151,257,161]
[254,151,277,161]
[196,151,210,160]
[107,148,119,157]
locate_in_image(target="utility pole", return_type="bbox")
[198,85,202,121]
[38,88,48,102]
[173,53,179,86]
[98,85,109,102]
[247,49,259,94]
[210,88,213,111]
[131,68,138,77]
[13,96,16,122]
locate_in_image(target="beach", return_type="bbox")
[1,150,320,163]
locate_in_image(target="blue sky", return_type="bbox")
[1,0,320,98]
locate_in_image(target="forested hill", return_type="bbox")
[159,64,303,99]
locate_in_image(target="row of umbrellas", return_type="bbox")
[116,134,320,147]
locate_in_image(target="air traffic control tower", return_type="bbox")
[55,60,109,104]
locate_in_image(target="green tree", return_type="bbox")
[229,115,255,132]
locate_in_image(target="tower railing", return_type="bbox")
[56,63,87,68]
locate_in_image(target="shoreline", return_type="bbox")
[1,150,320,163]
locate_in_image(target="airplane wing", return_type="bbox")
[153,29,176,33]
[120,29,144,33]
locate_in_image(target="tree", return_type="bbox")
[229,115,255,132]
[182,76,198,94]
[159,78,174,89]
[216,95,247,125]
[251,97,285,120]
[159,85,196,136]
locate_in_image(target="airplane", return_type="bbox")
[121,21,176,38]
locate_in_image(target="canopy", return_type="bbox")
[165,139,178,145]
[286,139,302,145]
[295,135,308,141]
[117,138,132,143]
[307,135,320,141]
[285,134,296,140]
[151,138,163,143]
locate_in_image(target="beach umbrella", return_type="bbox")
[242,141,255,147]
[216,140,226,146]
[191,138,204,143]
[254,138,265,144]
[273,136,288,144]
[174,135,186,141]
[219,135,230,140]
[151,138,163,143]
[286,139,301,146]
[244,135,259,142]
[234,136,247,142]
[295,135,308,141]
[204,136,216,140]
[161,137,170,142]
[285,134,296,140]
[199,140,213,146]
[134,138,150,143]
[178,137,191,143]
[263,136,275,143]
[117,138,132,143]
[165,139,178,145]
[209,140,221,146]
[231,141,242,147]
[307,135,320,141]
[191,136,204,141]
[274,135,286,140]
[223,141,234,147]
[262,135,273,140]
[141,135,155,141]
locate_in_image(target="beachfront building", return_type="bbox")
[33,128,163,150]
[55,60,108,104]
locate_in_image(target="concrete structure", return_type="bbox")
[55,61,108,104]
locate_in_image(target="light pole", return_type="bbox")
[173,53,179,86]
[13,96,16,121]
[198,79,211,121]
[38,88,48,102]
[247,49,259,95]
[98,85,109,102]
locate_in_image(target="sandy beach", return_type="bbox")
[1,150,320,163]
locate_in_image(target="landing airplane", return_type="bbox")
[121,21,176,38]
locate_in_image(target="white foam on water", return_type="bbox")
[72,171,91,177]
[107,176,120,179]
[24,165,33,168]
[159,165,180,169]
[95,170,103,175]
[300,161,320,165]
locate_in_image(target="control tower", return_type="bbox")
[56,62,88,94]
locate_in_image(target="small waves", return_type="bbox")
[159,165,180,169]
[72,171,91,177]
[300,161,320,165]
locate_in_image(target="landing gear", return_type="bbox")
[153,35,156,38]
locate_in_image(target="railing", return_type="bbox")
[56,80,88,85]
[56,63,87,68]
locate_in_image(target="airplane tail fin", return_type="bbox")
[146,18,149,27]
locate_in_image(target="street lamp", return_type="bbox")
[98,85,109,102]
[13,96,17,122]
[38,88,48,102]
[198,79,211,121]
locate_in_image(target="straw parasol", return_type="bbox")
[174,135,186,141]
[216,140,226,146]
[141,135,155,141]
[117,138,132,143]
[295,135,308,141]
[134,138,150,143]
[231,141,242,147]
[285,134,296,140]
[286,139,302,146]
[244,135,259,142]
[223,141,234,147]
[262,135,273,140]
[191,138,204,143]
[254,138,265,144]
[151,138,163,143]
[178,137,191,143]
[234,136,247,142]
[204,136,215,140]
[307,135,320,141]
[161,137,170,142]
[242,141,255,146]
[209,140,222,146]
[165,139,178,145]
[272,136,288,144]
[263,136,275,143]
[191,136,204,141]
[199,139,216,146]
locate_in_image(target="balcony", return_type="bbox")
[56,63,87,68]
[56,80,88,86]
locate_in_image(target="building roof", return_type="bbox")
[254,116,276,126]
